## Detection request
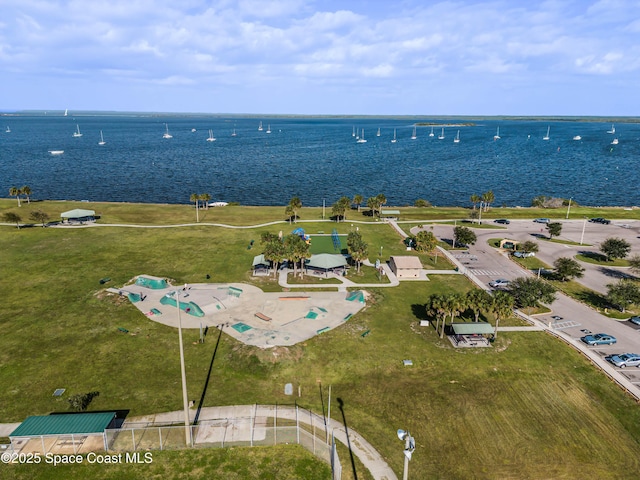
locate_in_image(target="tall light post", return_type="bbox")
[175,290,192,445]
[580,217,587,245]
[397,429,415,480]
[566,197,572,219]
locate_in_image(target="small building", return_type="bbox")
[60,209,96,224]
[9,412,117,455]
[389,256,423,278]
[252,254,271,276]
[499,239,520,250]
[380,209,400,220]
[305,254,348,276]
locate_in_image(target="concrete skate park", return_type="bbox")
[110,275,366,348]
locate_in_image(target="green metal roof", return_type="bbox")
[306,253,347,269]
[10,412,116,437]
[451,323,495,335]
[380,209,400,215]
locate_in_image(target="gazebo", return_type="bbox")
[252,254,271,276]
[305,254,348,276]
[60,209,96,224]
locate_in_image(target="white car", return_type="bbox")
[489,279,510,288]
[513,251,535,258]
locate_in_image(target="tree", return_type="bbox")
[284,234,310,278]
[453,226,476,247]
[376,193,387,209]
[470,194,481,210]
[491,291,514,338]
[2,212,22,229]
[263,237,286,277]
[29,210,50,227]
[606,280,640,312]
[466,289,492,322]
[414,230,437,253]
[353,194,363,212]
[426,294,447,336]
[482,190,495,212]
[288,196,302,222]
[553,257,585,282]
[366,196,381,217]
[629,254,640,275]
[331,196,351,222]
[414,199,431,208]
[347,231,368,273]
[518,240,539,254]
[600,237,631,262]
[21,185,32,204]
[190,193,200,222]
[284,205,295,224]
[546,222,562,239]
[507,277,556,309]
[68,391,99,412]
[200,193,211,209]
[9,186,22,207]
[440,293,466,338]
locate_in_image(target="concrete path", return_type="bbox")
[124,405,397,480]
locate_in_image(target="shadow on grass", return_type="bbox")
[411,304,429,321]
[578,251,609,262]
[573,290,611,310]
[194,324,225,426]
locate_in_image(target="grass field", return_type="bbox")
[2,201,640,478]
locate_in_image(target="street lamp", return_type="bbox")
[175,290,192,446]
[580,217,587,245]
[380,245,383,257]
[397,429,415,480]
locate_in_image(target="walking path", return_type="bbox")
[124,405,397,480]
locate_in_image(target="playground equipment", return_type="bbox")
[292,227,311,244]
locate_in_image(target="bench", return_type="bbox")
[361,330,371,338]
[118,327,129,333]
[255,312,272,322]
[99,277,111,285]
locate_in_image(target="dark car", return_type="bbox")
[589,217,611,224]
[494,219,510,225]
[580,333,617,346]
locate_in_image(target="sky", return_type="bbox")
[1,0,640,115]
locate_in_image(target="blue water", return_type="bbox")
[1,114,639,207]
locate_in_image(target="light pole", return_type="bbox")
[566,197,572,219]
[397,429,415,480]
[380,245,383,257]
[175,290,192,446]
[580,217,587,245]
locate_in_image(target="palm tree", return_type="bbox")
[482,190,495,212]
[466,289,492,322]
[289,196,302,223]
[491,291,514,339]
[9,186,22,207]
[21,186,32,204]
[190,193,200,222]
[427,294,447,336]
[200,193,211,210]
[285,205,295,224]
[353,194,363,212]
[263,238,285,277]
[470,194,481,210]
[347,231,368,273]
[441,293,465,338]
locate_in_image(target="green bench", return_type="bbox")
[361,330,371,338]
[99,277,111,285]
[118,327,129,333]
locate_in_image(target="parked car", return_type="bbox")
[580,333,617,346]
[488,279,510,288]
[533,218,550,224]
[605,353,640,368]
[629,316,640,326]
[494,219,510,225]
[588,217,611,224]
[513,251,535,258]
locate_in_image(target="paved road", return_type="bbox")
[413,220,640,399]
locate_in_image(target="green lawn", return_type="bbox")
[576,252,630,267]
[2,202,640,479]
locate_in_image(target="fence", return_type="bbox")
[105,404,342,480]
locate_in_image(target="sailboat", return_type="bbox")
[611,138,619,145]
[356,129,367,143]
[429,126,434,137]
[376,127,381,137]
[352,126,356,137]
[453,130,460,143]
[231,128,237,137]
[573,135,582,141]
[411,126,417,140]
[438,128,445,140]
[266,124,271,134]
[163,123,173,139]
[493,127,500,140]
[63,109,68,117]
[391,128,397,143]
[607,124,615,134]
[98,130,106,145]
[206,129,216,142]
[5,126,10,133]
[73,124,83,137]
[543,126,550,141]
[258,121,263,131]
